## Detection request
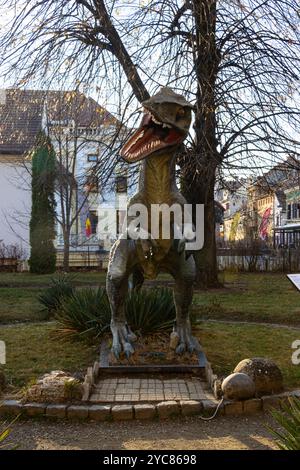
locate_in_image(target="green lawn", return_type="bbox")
[0,320,299,390]
[198,321,300,390]
[0,323,98,388]
[0,287,44,323]
[0,272,107,323]
[0,271,107,287]
[1,271,300,325]
[193,273,300,325]
[0,271,299,392]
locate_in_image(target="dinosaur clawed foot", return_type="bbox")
[172,323,201,355]
[111,321,137,359]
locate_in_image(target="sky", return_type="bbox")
[0,0,299,181]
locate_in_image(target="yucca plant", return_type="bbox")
[125,287,175,335]
[38,273,75,317]
[0,411,19,450]
[55,286,177,338]
[268,396,300,450]
[55,287,111,338]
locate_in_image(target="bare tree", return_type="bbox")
[44,92,127,271]
[1,0,300,286]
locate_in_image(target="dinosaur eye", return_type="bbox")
[176,108,185,120]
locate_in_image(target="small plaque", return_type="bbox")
[287,274,300,292]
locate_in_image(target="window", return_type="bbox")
[287,204,291,220]
[292,203,298,219]
[115,176,127,193]
[89,211,98,234]
[87,154,98,163]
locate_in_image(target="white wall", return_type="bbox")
[0,158,31,258]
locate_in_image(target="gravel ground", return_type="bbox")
[2,413,279,450]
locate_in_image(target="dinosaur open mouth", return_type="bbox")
[120,109,185,163]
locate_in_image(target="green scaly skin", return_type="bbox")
[106,88,201,358]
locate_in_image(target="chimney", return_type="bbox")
[0,89,6,106]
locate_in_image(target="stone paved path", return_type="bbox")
[90,377,214,403]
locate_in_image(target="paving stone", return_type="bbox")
[180,400,202,416]
[89,394,100,401]
[202,399,223,417]
[275,392,296,408]
[262,395,281,410]
[89,405,111,421]
[157,401,180,419]
[112,405,133,421]
[0,400,22,417]
[179,385,188,391]
[123,396,133,401]
[190,393,201,400]
[187,384,197,390]
[23,403,46,416]
[243,398,262,414]
[46,404,67,418]
[67,405,89,419]
[224,400,243,416]
[134,404,156,420]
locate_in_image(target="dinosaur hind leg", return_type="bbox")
[172,255,201,354]
[106,239,137,359]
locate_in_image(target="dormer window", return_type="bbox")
[87,154,98,163]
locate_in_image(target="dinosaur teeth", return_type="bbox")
[124,137,163,160]
[152,115,162,125]
[125,130,145,152]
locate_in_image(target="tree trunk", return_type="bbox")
[194,178,219,288]
[63,231,70,272]
[181,159,221,288]
[181,0,221,288]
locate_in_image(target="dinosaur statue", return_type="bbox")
[106,87,200,359]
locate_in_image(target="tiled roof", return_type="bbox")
[0,89,118,155]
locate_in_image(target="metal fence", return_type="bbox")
[217,248,300,272]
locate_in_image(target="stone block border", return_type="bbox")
[1,389,299,422]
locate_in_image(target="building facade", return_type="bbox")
[0,88,131,266]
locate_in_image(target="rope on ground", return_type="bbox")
[198,397,224,421]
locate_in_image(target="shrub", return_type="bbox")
[29,132,57,274]
[268,397,300,450]
[55,287,111,338]
[0,411,18,449]
[38,273,75,316]
[55,286,176,338]
[125,287,175,334]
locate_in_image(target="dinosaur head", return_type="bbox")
[121,87,193,163]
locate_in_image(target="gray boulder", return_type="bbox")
[234,357,283,396]
[221,372,255,400]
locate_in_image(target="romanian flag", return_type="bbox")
[85,216,92,237]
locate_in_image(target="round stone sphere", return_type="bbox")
[234,357,283,396]
[221,372,255,400]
